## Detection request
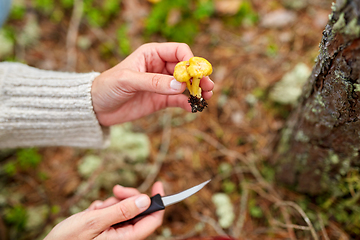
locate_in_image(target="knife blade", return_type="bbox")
[114,179,211,226]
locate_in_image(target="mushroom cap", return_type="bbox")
[187,57,213,79]
[173,61,191,82]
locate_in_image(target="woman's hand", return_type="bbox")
[44,182,165,240]
[91,42,214,126]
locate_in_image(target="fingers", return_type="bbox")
[162,94,192,112]
[88,185,142,211]
[140,42,194,63]
[118,69,187,95]
[128,182,165,240]
[113,185,141,200]
[202,90,213,100]
[88,197,123,211]
[116,69,214,97]
[151,181,165,196]
[84,182,166,240]
[88,200,104,211]
[86,194,151,232]
[200,76,215,92]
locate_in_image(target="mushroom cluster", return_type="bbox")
[173,57,213,113]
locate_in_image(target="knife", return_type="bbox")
[113,179,211,226]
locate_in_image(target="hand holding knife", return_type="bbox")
[113,179,211,226]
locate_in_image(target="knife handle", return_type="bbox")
[112,194,165,227]
[137,194,165,217]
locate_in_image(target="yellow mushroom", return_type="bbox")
[173,61,193,95]
[187,57,213,98]
[173,57,213,98]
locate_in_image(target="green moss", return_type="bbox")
[331,2,337,12]
[332,12,360,37]
[354,83,360,92]
[328,151,340,164]
[333,13,346,32]
[340,158,351,175]
[295,130,310,143]
[314,93,325,107]
[344,17,360,37]
[319,169,360,235]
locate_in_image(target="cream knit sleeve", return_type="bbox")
[0,62,110,149]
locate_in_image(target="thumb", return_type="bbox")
[124,70,186,94]
[86,194,150,232]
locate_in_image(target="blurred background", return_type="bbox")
[2,0,353,239]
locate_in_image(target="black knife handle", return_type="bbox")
[112,194,165,227]
[137,194,165,217]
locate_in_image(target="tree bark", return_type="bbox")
[273,0,360,195]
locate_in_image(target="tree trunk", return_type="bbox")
[273,0,360,195]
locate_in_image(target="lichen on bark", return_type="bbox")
[273,0,360,195]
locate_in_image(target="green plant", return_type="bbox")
[17,148,42,169]
[194,0,215,20]
[32,0,55,14]
[260,164,275,182]
[4,204,28,230]
[10,5,26,20]
[145,0,215,44]
[248,199,263,218]
[51,205,61,214]
[117,25,131,56]
[223,1,258,27]
[221,179,236,194]
[60,0,74,8]
[84,0,121,27]
[3,162,17,176]
[310,170,360,235]
[0,26,15,60]
[266,43,279,57]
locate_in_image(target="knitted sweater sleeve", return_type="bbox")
[0,62,110,149]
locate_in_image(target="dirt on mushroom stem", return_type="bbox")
[189,95,208,113]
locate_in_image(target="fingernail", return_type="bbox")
[95,202,103,208]
[135,195,149,209]
[170,79,182,91]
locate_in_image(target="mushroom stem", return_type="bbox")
[186,81,193,95]
[192,77,201,98]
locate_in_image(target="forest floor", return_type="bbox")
[0,0,354,239]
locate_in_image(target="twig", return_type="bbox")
[272,219,311,231]
[275,201,319,240]
[188,129,299,240]
[0,215,8,240]
[190,129,280,198]
[317,213,330,240]
[170,227,198,240]
[138,110,172,192]
[279,205,296,240]
[233,182,249,238]
[329,222,350,240]
[192,212,229,237]
[190,129,248,164]
[245,182,294,239]
[66,0,84,71]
